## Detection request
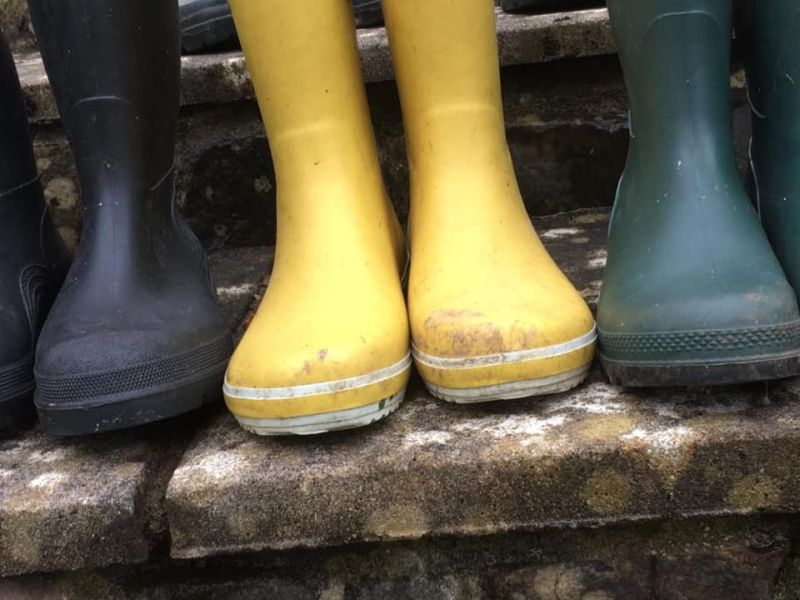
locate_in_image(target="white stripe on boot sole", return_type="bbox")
[234,389,405,436]
[412,326,597,370]
[426,363,592,404]
[223,352,412,400]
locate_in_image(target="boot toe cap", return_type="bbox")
[34,327,232,408]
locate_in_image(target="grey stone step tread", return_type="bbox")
[167,376,800,561]
[14,8,614,122]
[6,209,799,575]
[0,424,175,577]
[165,209,800,560]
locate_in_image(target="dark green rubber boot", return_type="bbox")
[597,0,800,387]
[736,1,800,294]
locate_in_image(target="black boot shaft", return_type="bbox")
[28,0,180,231]
[0,29,37,188]
[0,28,67,427]
[28,0,230,435]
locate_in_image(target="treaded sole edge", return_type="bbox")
[34,367,226,436]
[600,352,800,387]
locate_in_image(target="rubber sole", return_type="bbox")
[225,353,411,436]
[500,0,603,13]
[413,327,597,403]
[354,0,384,28]
[601,351,800,387]
[0,385,36,431]
[0,355,36,430]
[425,363,592,403]
[235,389,405,436]
[180,3,237,54]
[35,366,225,436]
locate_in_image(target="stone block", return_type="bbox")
[166,211,800,560]
[0,424,180,576]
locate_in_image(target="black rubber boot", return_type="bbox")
[597,0,800,387]
[179,0,384,54]
[500,0,604,14]
[736,1,800,295]
[28,0,233,435]
[354,0,384,28]
[179,0,238,54]
[0,28,68,431]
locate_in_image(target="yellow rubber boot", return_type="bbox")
[383,0,596,403]
[224,0,410,435]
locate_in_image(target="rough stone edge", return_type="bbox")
[15,8,614,122]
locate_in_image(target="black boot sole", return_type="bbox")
[0,357,36,430]
[34,366,226,436]
[601,352,800,387]
[500,0,604,14]
[354,0,383,28]
[0,388,36,431]
[181,1,237,53]
[34,334,232,436]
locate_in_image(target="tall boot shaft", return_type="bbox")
[736,0,800,292]
[229,0,384,205]
[28,0,179,264]
[28,0,179,188]
[607,0,737,171]
[228,0,403,270]
[0,27,66,274]
[737,0,800,136]
[0,29,37,188]
[382,0,511,192]
[27,0,191,289]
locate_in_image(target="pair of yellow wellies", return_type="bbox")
[223,0,597,435]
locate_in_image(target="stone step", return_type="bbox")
[2,515,794,598]
[13,8,615,122]
[14,6,755,256]
[4,209,800,583]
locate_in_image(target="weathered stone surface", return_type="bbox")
[0,515,790,598]
[12,8,614,122]
[166,374,800,562]
[166,210,800,561]
[0,422,183,577]
[0,0,34,51]
[210,246,273,331]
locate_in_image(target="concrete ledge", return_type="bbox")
[165,210,800,560]
[14,8,614,122]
